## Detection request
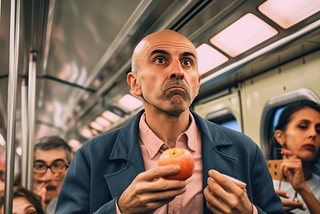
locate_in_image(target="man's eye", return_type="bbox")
[35,164,45,168]
[181,59,192,66]
[155,57,165,64]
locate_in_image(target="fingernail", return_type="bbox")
[285,193,290,198]
[174,165,180,171]
[302,205,306,210]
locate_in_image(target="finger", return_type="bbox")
[281,149,297,159]
[203,187,227,214]
[135,178,186,194]
[208,170,240,194]
[275,189,290,198]
[282,200,305,209]
[138,165,181,181]
[136,186,186,203]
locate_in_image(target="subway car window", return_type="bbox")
[208,114,242,133]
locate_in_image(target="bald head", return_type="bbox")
[131,30,197,73]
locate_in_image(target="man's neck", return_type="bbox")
[144,109,191,148]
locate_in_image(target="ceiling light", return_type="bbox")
[118,94,143,111]
[102,110,121,122]
[196,43,229,75]
[90,121,104,131]
[68,139,81,148]
[210,13,278,57]
[95,116,111,126]
[259,0,320,29]
[80,128,93,139]
[91,129,98,136]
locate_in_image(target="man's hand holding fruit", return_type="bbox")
[117,148,193,214]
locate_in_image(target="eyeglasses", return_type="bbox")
[33,160,69,174]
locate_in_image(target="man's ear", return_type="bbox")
[196,75,201,95]
[127,72,141,96]
[274,130,285,147]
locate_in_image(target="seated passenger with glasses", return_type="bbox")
[33,136,73,214]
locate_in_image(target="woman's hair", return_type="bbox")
[270,100,320,175]
[0,186,44,214]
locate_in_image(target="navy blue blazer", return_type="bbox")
[55,110,284,214]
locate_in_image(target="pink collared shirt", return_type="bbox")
[115,112,258,214]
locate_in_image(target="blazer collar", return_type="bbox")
[108,110,145,161]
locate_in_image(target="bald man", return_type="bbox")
[55,30,284,214]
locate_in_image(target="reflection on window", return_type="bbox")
[208,114,242,133]
[269,106,287,160]
[272,106,286,132]
[221,120,242,133]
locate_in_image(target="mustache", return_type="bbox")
[163,80,188,92]
[46,185,57,190]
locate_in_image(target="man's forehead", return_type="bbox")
[34,148,67,161]
[134,30,196,57]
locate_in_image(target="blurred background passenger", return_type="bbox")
[32,136,72,214]
[0,186,45,214]
[270,100,320,214]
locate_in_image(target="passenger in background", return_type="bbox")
[32,136,72,214]
[270,100,320,214]
[0,170,4,192]
[0,186,44,214]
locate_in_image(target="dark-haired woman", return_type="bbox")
[271,100,320,214]
[0,186,44,214]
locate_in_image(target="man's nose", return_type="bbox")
[169,60,184,80]
[41,168,55,180]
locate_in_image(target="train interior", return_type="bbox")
[0,0,320,184]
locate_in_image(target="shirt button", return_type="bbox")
[172,207,177,214]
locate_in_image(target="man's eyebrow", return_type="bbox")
[181,52,196,59]
[34,158,66,164]
[34,160,46,164]
[150,49,169,57]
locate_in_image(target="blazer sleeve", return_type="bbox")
[250,145,285,214]
[55,149,117,214]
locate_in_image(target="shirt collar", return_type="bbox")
[139,112,198,159]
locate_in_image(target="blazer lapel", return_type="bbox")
[192,112,238,188]
[104,110,146,198]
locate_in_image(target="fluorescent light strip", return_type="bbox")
[210,13,278,57]
[80,128,93,139]
[196,44,229,75]
[90,121,104,131]
[118,94,143,111]
[95,116,111,126]
[259,0,320,29]
[102,110,121,122]
[201,18,320,86]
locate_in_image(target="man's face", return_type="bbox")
[129,30,201,116]
[33,147,68,204]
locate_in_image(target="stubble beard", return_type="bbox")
[142,89,191,116]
